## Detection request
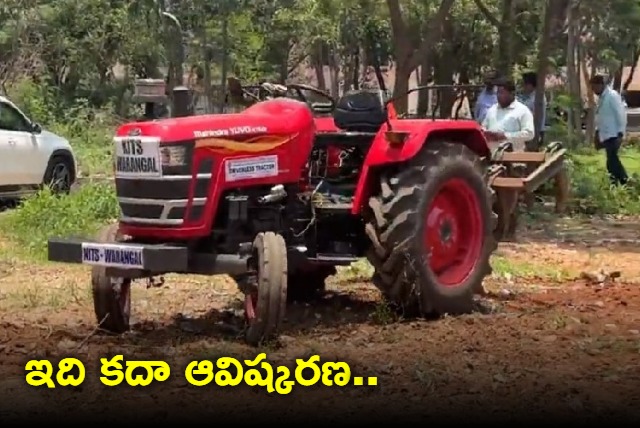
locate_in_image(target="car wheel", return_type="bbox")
[43,155,73,195]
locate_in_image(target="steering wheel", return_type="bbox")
[226,77,336,113]
[287,83,336,113]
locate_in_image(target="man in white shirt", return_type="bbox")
[590,74,628,185]
[481,78,535,152]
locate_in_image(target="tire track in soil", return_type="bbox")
[1,273,639,422]
[1,217,640,421]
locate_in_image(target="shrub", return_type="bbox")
[567,152,640,215]
[7,79,119,177]
[0,183,119,260]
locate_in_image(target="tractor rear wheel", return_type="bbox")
[244,232,288,346]
[91,224,132,333]
[365,141,497,315]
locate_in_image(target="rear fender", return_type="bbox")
[352,119,490,215]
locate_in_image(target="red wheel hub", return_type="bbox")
[244,292,258,322]
[424,178,483,287]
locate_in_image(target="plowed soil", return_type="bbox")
[1,215,640,423]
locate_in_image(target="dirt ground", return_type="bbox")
[1,215,640,423]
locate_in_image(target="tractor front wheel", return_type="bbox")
[244,232,288,346]
[366,141,497,315]
[91,224,132,333]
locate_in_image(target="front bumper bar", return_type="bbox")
[47,237,189,274]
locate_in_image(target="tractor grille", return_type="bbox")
[115,141,212,226]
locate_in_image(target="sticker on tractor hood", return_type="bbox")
[194,126,268,138]
[114,136,162,177]
[225,155,278,182]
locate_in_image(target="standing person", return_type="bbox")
[474,70,498,124]
[451,88,472,119]
[481,78,535,152]
[482,78,535,241]
[519,71,547,148]
[590,75,628,186]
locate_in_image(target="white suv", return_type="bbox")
[0,96,77,199]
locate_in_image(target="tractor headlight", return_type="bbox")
[160,146,186,167]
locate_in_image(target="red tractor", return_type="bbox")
[48,79,565,345]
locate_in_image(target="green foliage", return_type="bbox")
[567,149,640,215]
[0,183,119,260]
[7,79,117,176]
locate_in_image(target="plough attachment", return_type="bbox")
[488,141,569,241]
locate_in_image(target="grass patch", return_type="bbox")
[490,255,573,281]
[3,279,91,310]
[335,259,374,282]
[0,184,118,261]
[335,255,572,285]
[567,147,640,215]
[572,146,640,173]
[48,119,116,177]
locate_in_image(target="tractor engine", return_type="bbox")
[307,145,363,183]
[293,87,389,260]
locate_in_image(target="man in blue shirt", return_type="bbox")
[474,70,498,124]
[519,72,547,148]
[590,75,628,186]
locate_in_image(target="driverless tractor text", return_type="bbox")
[25,354,377,393]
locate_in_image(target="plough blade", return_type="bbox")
[491,151,547,163]
[488,145,568,241]
[490,148,566,194]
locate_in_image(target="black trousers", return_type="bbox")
[602,137,628,186]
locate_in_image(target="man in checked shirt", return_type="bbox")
[474,70,498,124]
[519,71,547,148]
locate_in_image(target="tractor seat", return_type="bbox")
[333,89,389,133]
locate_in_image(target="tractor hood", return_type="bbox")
[115,98,315,143]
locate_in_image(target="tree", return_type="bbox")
[386,0,455,114]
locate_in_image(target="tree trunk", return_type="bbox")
[613,66,623,91]
[365,27,387,91]
[312,46,327,91]
[372,57,386,91]
[582,48,597,145]
[386,0,455,114]
[417,62,431,116]
[217,14,229,113]
[393,63,411,113]
[497,0,515,76]
[472,0,515,76]
[328,47,340,98]
[566,1,582,138]
[623,45,639,91]
[532,0,554,148]
[278,48,289,84]
[352,47,360,90]
[434,61,455,119]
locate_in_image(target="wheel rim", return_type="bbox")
[50,163,70,193]
[424,178,483,287]
[112,278,131,321]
